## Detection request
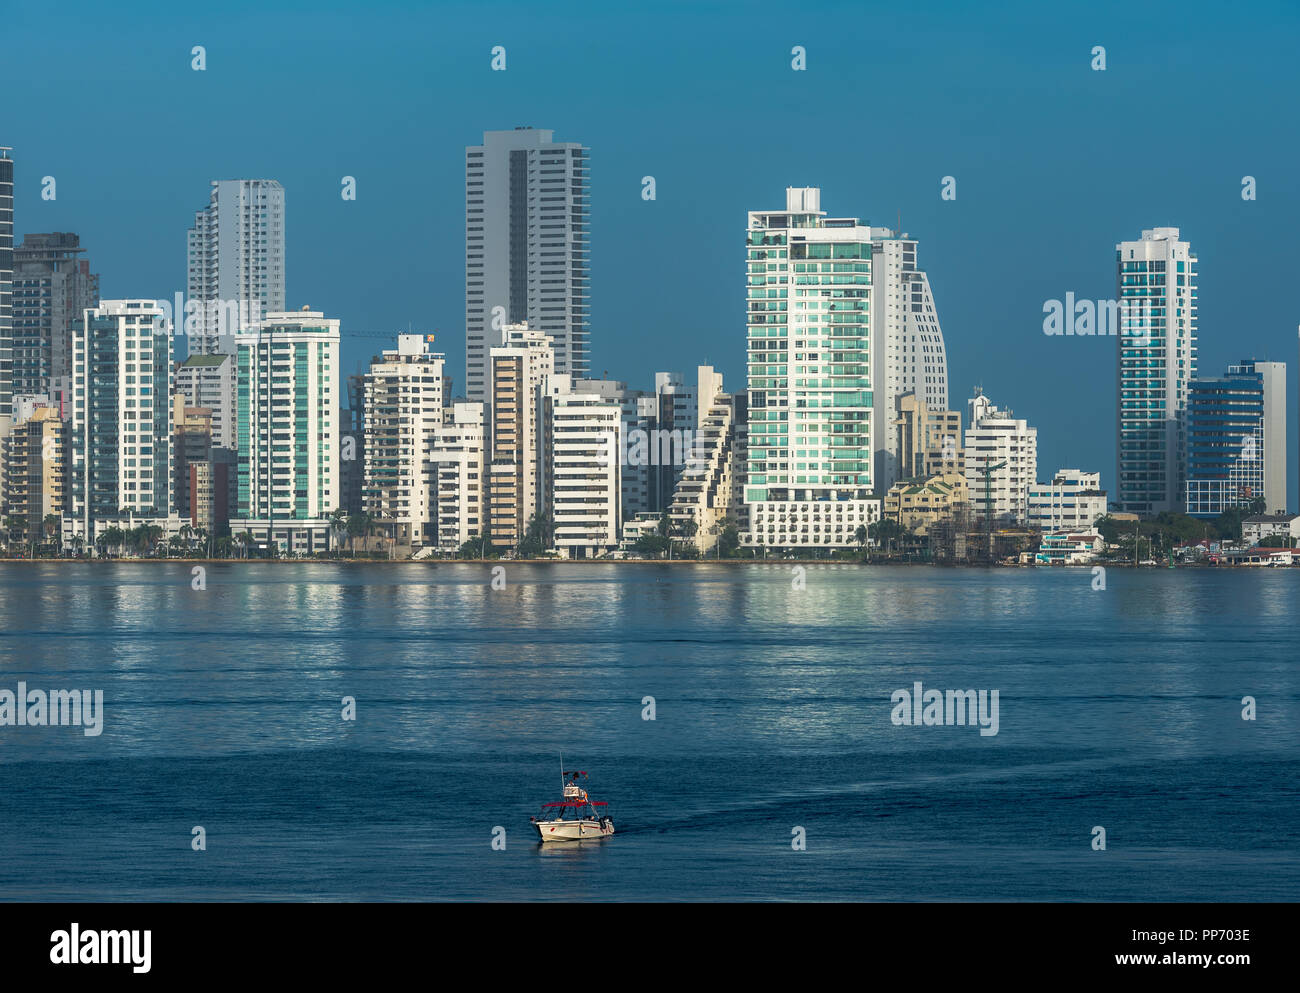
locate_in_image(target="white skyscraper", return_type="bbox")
[233,310,338,552]
[361,334,446,548]
[542,376,621,558]
[70,300,175,526]
[487,322,555,549]
[1116,227,1197,515]
[430,401,487,553]
[867,228,950,491]
[187,179,286,356]
[1251,360,1287,515]
[964,390,1037,526]
[743,187,880,550]
[465,129,589,400]
[0,147,13,425]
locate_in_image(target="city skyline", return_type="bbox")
[1,0,1298,930]
[5,0,1294,506]
[3,0,1299,511]
[2,162,1293,527]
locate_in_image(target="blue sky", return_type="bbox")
[5,0,1298,507]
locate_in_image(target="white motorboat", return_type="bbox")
[531,770,615,843]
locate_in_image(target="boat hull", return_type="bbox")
[534,818,614,842]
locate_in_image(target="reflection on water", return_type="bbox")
[0,563,1296,900]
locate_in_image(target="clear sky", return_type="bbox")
[5,0,1298,508]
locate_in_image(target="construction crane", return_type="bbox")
[976,457,1007,563]
[340,328,438,340]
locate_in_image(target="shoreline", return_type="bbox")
[0,557,1272,569]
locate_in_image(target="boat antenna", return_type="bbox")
[559,751,564,789]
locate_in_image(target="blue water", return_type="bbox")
[0,562,1296,901]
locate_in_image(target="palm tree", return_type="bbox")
[178,523,194,556]
[100,526,125,559]
[69,534,85,559]
[657,512,674,560]
[680,518,699,557]
[42,514,62,556]
[329,508,348,556]
[347,512,372,556]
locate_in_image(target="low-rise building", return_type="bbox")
[1225,547,1294,567]
[1242,514,1300,545]
[60,514,187,554]
[619,513,662,550]
[1034,532,1106,565]
[1027,469,1108,534]
[744,498,881,551]
[227,518,334,556]
[883,472,967,536]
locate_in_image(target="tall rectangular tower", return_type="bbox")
[361,334,446,547]
[1186,359,1287,517]
[430,401,487,553]
[235,310,339,522]
[465,128,589,400]
[70,300,175,528]
[487,322,554,549]
[13,232,100,400]
[187,179,286,356]
[542,378,621,558]
[743,187,878,551]
[868,228,950,491]
[1116,227,1197,516]
[1247,360,1287,515]
[0,147,14,422]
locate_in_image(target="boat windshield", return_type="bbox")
[538,801,606,820]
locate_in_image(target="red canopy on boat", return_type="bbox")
[541,801,608,807]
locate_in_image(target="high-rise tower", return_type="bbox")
[187,179,285,356]
[743,187,879,550]
[867,227,950,490]
[12,232,99,400]
[0,147,14,422]
[1116,227,1197,515]
[70,300,176,527]
[465,129,589,400]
